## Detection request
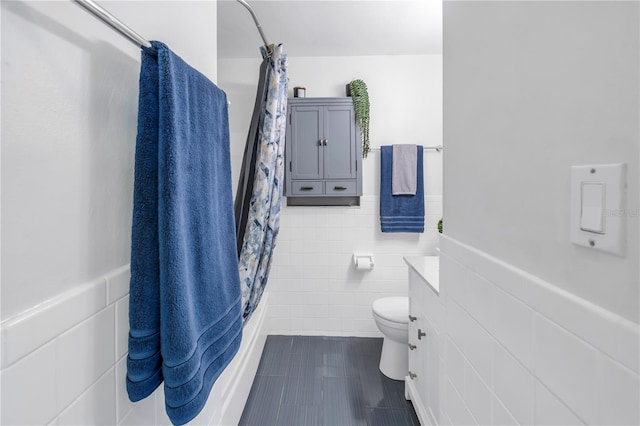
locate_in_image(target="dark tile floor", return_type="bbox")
[239,336,419,426]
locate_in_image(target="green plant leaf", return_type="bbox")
[349,79,370,158]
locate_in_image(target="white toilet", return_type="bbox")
[372,296,409,380]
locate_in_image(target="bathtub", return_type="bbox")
[203,292,269,425]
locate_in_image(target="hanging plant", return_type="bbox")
[349,79,370,158]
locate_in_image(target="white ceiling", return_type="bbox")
[217,0,442,59]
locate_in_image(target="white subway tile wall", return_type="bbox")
[57,369,116,425]
[463,362,492,425]
[1,269,127,425]
[446,337,465,395]
[56,305,116,411]
[491,286,534,370]
[266,194,443,336]
[491,395,519,426]
[596,356,640,425]
[533,381,583,426]
[3,210,637,426]
[446,378,477,426]
[1,340,58,425]
[493,341,535,425]
[533,315,600,424]
[439,235,640,426]
[116,357,135,423]
[0,278,107,369]
[1,266,269,426]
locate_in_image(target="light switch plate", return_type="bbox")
[570,163,627,256]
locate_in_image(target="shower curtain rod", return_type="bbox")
[235,0,271,50]
[71,0,151,49]
[71,0,271,53]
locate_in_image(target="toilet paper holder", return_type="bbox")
[353,253,375,270]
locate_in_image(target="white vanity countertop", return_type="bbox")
[403,256,440,294]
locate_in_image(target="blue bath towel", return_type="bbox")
[380,145,424,233]
[127,41,242,425]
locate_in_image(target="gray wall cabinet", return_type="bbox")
[285,98,363,205]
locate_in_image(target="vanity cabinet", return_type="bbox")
[405,256,442,426]
[285,98,362,204]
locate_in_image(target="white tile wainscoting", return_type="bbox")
[438,234,640,426]
[3,215,635,426]
[1,266,131,425]
[1,266,268,426]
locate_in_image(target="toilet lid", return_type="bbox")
[373,297,409,324]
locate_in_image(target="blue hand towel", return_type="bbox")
[380,145,424,233]
[127,41,242,426]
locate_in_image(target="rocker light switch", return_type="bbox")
[570,163,627,256]
[580,183,604,233]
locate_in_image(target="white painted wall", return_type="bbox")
[443,0,639,324]
[0,2,240,424]
[437,1,640,425]
[218,54,443,335]
[2,0,217,321]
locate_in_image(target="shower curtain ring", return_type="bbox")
[265,43,274,58]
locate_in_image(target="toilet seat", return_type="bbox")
[372,297,409,324]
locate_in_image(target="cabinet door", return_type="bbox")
[323,105,356,179]
[290,106,323,180]
[424,317,440,424]
[408,308,419,381]
[415,315,428,413]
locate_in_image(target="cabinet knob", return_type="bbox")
[408,315,417,322]
[300,186,314,191]
[334,186,347,191]
[408,371,417,380]
[324,139,328,146]
[408,343,416,350]
[418,329,426,340]
[318,139,323,146]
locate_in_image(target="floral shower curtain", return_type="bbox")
[235,44,288,321]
